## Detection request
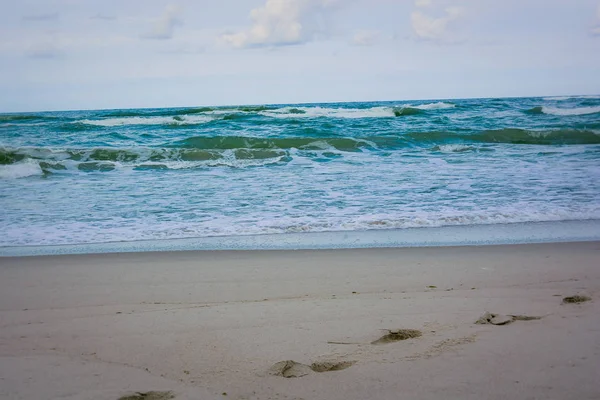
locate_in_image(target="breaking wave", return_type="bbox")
[526,105,600,116]
[69,103,460,126]
[2,127,598,177]
[0,114,56,122]
[0,159,44,179]
[77,115,216,127]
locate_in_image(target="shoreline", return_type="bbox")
[1,241,599,399]
[3,219,600,257]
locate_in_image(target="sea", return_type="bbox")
[1,96,600,256]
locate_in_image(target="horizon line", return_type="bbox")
[2,93,599,115]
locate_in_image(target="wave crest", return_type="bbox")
[71,103,459,126]
[393,107,423,116]
[0,114,54,122]
[174,136,374,151]
[0,159,43,179]
[77,115,215,127]
[526,105,600,116]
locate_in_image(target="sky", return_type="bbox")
[1,0,599,112]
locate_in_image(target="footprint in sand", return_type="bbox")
[327,328,424,345]
[118,391,174,400]
[562,295,591,304]
[310,360,356,372]
[371,329,423,345]
[475,312,542,326]
[271,328,423,377]
[268,360,356,378]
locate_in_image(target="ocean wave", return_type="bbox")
[543,95,600,101]
[0,114,55,122]
[431,144,477,153]
[173,136,375,151]
[406,129,600,145]
[0,159,44,179]
[0,145,296,174]
[99,106,276,118]
[258,106,396,119]
[1,128,597,173]
[260,103,455,119]
[412,102,456,110]
[393,107,423,116]
[77,115,216,127]
[524,106,545,115]
[538,106,600,116]
[392,102,455,117]
[100,107,216,118]
[67,103,459,124]
[526,105,600,116]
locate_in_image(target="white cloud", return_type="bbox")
[411,3,464,42]
[352,30,381,46]
[222,0,337,48]
[143,4,182,40]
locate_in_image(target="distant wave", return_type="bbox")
[542,106,600,116]
[393,107,423,116]
[259,106,396,119]
[100,107,216,118]
[0,114,56,122]
[99,106,275,118]
[525,105,600,116]
[413,102,456,110]
[77,115,216,127]
[543,95,600,101]
[393,102,455,117]
[70,103,459,126]
[524,106,545,115]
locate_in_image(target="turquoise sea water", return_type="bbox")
[1,96,600,253]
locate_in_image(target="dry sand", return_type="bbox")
[0,242,599,400]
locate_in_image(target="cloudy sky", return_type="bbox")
[1,0,599,112]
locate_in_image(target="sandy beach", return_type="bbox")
[0,241,599,400]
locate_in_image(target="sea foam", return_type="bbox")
[540,106,600,116]
[0,159,43,179]
[77,115,215,126]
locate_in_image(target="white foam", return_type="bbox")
[4,220,600,256]
[541,106,600,116]
[411,102,456,110]
[260,103,455,119]
[260,106,396,119]
[4,203,599,247]
[77,115,215,127]
[0,159,43,179]
[73,103,457,123]
[435,144,474,153]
